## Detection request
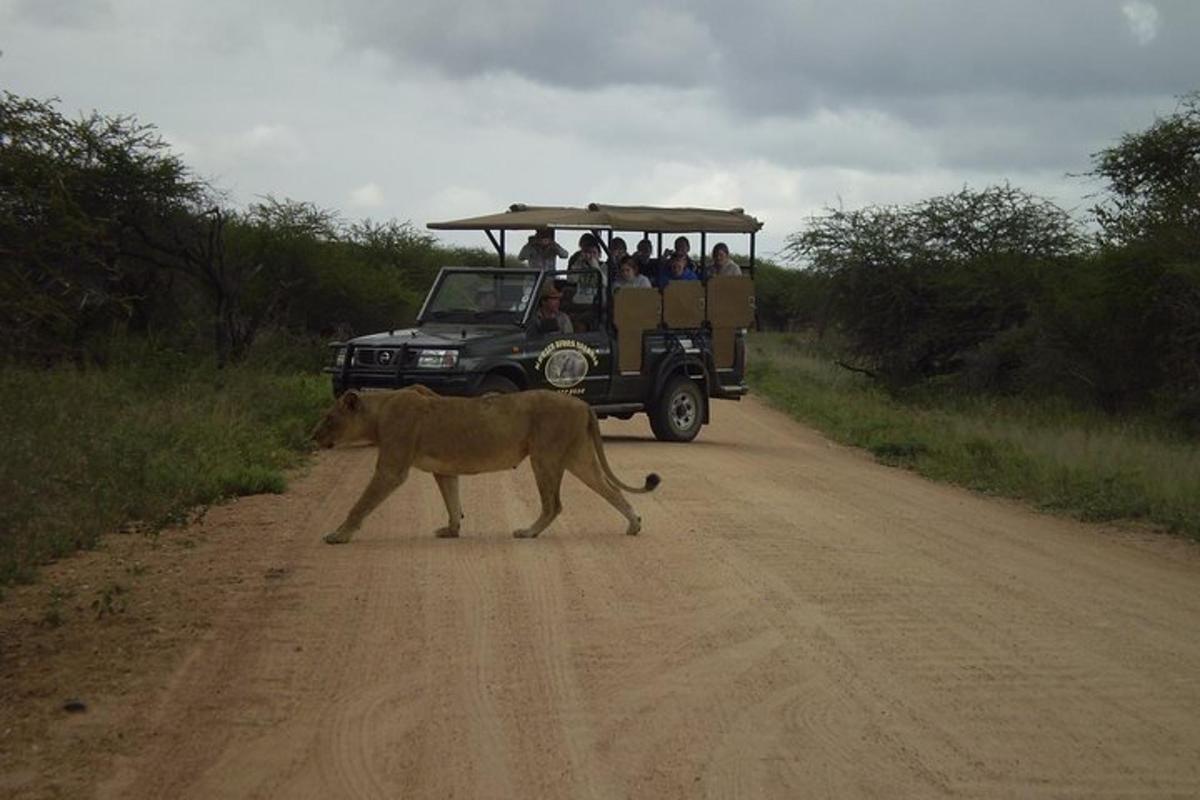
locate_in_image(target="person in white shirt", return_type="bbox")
[710,242,743,277]
[613,255,652,289]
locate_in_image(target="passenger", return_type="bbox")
[664,251,700,283]
[568,233,601,269]
[635,238,660,286]
[530,285,574,334]
[673,235,700,273]
[608,237,629,276]
[634,238,655,272]
[710,242,743,277]
[613,255,652,289]
[517,227,568,273]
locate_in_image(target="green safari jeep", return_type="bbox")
[327,203,760,442]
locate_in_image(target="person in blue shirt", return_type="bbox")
[664,251,699,283]
[672,236,700,273]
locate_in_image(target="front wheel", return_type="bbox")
[649,376,704,442]
[476,374,520,396]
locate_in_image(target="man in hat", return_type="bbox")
[518,227,568,273]
[530,284,573,334]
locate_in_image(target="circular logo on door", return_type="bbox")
[535,339,600,390]
[544,349,589,388]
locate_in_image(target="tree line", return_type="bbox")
[0,91,492,368]
[3,88,1197,423]
[758,93,1200,424]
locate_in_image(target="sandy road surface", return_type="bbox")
[90,396,1200,799]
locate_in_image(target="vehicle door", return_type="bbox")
[525,269,612,402]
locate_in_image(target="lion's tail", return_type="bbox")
[587,410,661,494]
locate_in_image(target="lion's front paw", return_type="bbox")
[323,530,351,545]
[435,526,460,538]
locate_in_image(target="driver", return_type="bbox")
[530,285,573,334]
[475,285,498,311]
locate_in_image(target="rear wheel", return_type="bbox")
[476,374,519,396]
[649,376,704,442]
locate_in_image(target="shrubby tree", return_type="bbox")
[1089,91,1200,254]
[0,92,205,361]
[1084,93,1200,408]
[781,185,1083,387]
[752,260,833,332]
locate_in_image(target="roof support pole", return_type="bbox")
[485,229,504,267]
[700,231,707,278]
[594,228,610,258]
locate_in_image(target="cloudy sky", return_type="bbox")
[3,0,1198,255]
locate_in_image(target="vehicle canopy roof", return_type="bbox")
[427,203,763,234]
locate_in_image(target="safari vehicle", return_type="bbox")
[327,203,760,442]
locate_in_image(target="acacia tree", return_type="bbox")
[0,92,205,360]
[1089,91,1200,254]
[1087,92,1200,405]
[781,185,1083,387]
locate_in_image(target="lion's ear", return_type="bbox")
[408,384,438,398]
[339,390,361,410]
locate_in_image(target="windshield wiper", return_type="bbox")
[472,309,522,322]
[427,308,475,319]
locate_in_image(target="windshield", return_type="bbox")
[421,270,541,324]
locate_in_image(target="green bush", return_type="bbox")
[748,333,1200,540]
[0,346,330,586]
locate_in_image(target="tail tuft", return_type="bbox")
[644,473,662,491]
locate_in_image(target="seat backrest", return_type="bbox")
[612,287,661,373]
[662,281,705,328]
[706,275,755,328]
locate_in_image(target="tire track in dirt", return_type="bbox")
[86,396,1200,799]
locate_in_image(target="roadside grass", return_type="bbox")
[0,344,330,587]
[748,333,1200,540]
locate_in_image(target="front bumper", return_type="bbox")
[326,368,484,397]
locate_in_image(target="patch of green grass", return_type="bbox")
[748,333,1200,540]
[0,355,331,587]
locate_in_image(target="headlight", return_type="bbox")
[415,349,459,369]
[334,347,346,367]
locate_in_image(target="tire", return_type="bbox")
[476,374,520,396]
[649,376,704,442]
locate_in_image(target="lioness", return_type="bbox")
[312,385,660,543]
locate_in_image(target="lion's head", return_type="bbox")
[312,391,374,448]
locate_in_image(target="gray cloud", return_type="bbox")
[326,1,1200,108]
[11,0,113,29]
[3,0,1198,255]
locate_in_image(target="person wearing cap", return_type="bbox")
[530,284,574,334]
[518,227,568,273]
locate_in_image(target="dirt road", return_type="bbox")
[57,396,1200,797]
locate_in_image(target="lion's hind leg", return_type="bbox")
[433,473,463,538]
[514,453,564,539]
[566,446,642,536]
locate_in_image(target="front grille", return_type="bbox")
[352,346,406,369]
